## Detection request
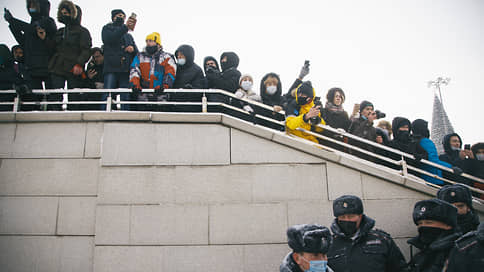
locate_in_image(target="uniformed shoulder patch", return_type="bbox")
[372,228,391,238]
[365,239,382,246]
[455,232,479,251]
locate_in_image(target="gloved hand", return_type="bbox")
[15,84,31,96]
[154,85,164,96]
[131,86,142,95]
[452,166,463,175]
[243,105,254,113]
[4,8,13,22]
[298,62,310,79]
[413,153,426,162]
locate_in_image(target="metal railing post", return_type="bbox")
[13,96,19,112]
[116,94,121,110]
[62,93,68,111]
[401,156,408,177]
[106,94,112,112]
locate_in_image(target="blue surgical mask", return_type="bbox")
[306,260,327,272]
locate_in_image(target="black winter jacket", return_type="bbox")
[6,0,57,78]
[407,230,460,272]
[321,107,351,130]
[173,45,205,89]
[101,22,137,74]
[48,1,92,77]
[205,52,240,93]
[446,223,484,272]
[327,215,407,272]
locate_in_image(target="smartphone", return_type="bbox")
[464,144,471,150]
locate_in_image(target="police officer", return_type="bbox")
[446,222,484,272]
[437,184,480,234]
[280,224,334,272]
[407,198,460,272]
[327,195,407,272]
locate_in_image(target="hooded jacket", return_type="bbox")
[389,117,412,153]
[48,1,92,77]
[205,52,241,93]
[285,83,325,143]
[202,56,219,89]
[173,45,205,89]
[279,253,334,272]
[411,119,452,185]
[260,72,283,107]
[101,15,138,74]
[438,133,474,172]
[327,215,407,272]
[0,44,23,90]
[5,0,57,78]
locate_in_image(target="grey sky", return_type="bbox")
[1,0,483,145]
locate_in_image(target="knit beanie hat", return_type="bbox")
[287,224,332,254]
[111,9,125,20]
[412,198,457,228]
[146,32,161,45]
[333,195,364,217]
[359,100,374,113]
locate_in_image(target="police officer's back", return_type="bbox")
[446,222,484,272]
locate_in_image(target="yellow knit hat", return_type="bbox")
[145,32,161,45]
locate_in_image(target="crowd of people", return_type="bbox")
[1,1,483,189]
[281,186,482,272]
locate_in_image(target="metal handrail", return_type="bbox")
[2,87,483,192]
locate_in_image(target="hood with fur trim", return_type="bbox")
[57,0,80,25]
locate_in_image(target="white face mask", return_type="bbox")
[450,146,461,151]
[177,58,186,66]
[477,154,484,161]
[266,85,277,95]
[241,80,252,91]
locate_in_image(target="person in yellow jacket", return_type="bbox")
[285,81,325,143]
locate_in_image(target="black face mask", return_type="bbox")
[114,17,124,25]
[297,96,311,106]
[418,226,444,245]
[220,61,230,71]
[60,15,72,24]
[146,45,158,55]
[338,220,358,237]
[396,130,410,142]
[15,57,24,63]
[457,212,478,234]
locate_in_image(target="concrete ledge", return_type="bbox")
[15,112,83,122]
[0,112,15,121]
[0,236,94,272]
[151,112,222,123]
[362,173,429,200]
[0,123,15,157]
[82,111,151,121]
[85,123,103,158]
[221,114,275,140]
[0,159,99,196]
[272,133,340,163]
[0,197,58,235]
[209,203,287,244]
[95,206,130,245]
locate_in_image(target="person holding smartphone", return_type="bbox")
[439,133,475,179]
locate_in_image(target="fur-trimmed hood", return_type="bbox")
[57,0,81,25]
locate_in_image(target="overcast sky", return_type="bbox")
[1,0,483,145]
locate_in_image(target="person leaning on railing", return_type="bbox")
[285,81,325,144]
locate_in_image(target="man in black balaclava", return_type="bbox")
[407,198,460,272]
[437,184,480,234]
[327,195,407,272]
[204,51,241,93]
[389,117,412,153]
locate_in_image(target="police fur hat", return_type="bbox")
[437,184,473,209]
[333,195,364,217]
[111,9,125,20]
[287,224,332,254]
[412,198,457,228]
[359,100,374,113]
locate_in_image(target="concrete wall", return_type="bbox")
[0,113,481,272]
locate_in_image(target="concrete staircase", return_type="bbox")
[0,111,482,272]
